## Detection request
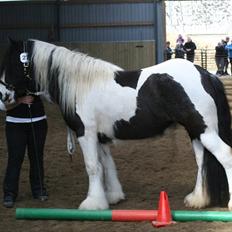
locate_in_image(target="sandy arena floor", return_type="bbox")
[0,103,232,232]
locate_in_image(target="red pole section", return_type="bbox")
[112,210,158,221]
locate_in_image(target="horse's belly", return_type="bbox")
[113,119,170,140]
[112,108,171,140]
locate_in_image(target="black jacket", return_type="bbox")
[184,41,196,55]
[7,96,45,118]
[215,45,226,58]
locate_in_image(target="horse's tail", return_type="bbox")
[197,65,231,206]
[67,127,77,155]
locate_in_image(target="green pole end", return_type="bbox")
[16,208,112,221]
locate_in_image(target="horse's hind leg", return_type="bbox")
[200,129,232,210]
[98,144,125,204]
[184,139,210,208]
[78,134,109,210]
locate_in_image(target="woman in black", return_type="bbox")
[215,42,226,76]
[184,37,197,63]
[175,43,185,59]
[2,95,48,208]
[164,41,173,60]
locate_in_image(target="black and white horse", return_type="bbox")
[0,39,232,210]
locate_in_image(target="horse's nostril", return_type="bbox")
[0,92,2,100]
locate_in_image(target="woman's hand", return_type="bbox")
[17,95,34,105]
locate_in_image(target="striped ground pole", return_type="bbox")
[16,208,232,222]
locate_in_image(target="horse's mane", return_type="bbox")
[31,40,122,115]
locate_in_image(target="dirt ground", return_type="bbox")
[0,103,232,232]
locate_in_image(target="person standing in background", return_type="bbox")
[184,37,197,63]
[215,42,226,76]
[175,43,185,59]
[223,36,230,75]
[225,40,232,75]
[176,34,184,45]
[164,41,173,60]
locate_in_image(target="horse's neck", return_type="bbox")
[33,40,121,85]
[33,41,121,115]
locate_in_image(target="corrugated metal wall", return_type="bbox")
[0,1,165,69]
[0,2,56,41]
[60,41,155,70]
[60,3,155,42]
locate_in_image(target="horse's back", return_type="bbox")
[139,59,201,90]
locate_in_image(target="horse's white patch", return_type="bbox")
[77,81,137,138]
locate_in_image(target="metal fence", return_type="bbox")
[170,49,219,73]
[194,49,217,72]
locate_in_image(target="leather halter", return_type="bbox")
[21,40,31,80]
[0,41,30,92]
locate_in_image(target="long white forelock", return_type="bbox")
[32,40,122,115]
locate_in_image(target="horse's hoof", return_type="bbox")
[106,191,125,204]
[79,196,109,210]
[228,199,232,211]
[184,192,209,209]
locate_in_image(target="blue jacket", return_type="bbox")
[225,44,232,58]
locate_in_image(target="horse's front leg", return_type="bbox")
[78,132,109,210]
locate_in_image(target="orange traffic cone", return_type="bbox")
[151,191,175,228]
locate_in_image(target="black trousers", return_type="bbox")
[3,119,47,198]
[186,54,195,63]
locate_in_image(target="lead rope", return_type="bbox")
[27,104,46,201]
[21,42,46,200]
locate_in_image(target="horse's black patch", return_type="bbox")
[114,73,206,140]
[63,113,85,137]
[114,70,141,89]
[97,133,112,144]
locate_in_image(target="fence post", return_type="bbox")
[201,49,207,70]
[204,49,207,70]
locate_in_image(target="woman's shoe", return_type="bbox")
[33,189,48,201]
[3,195,15,208]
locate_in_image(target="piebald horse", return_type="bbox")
[0,39,232,210]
